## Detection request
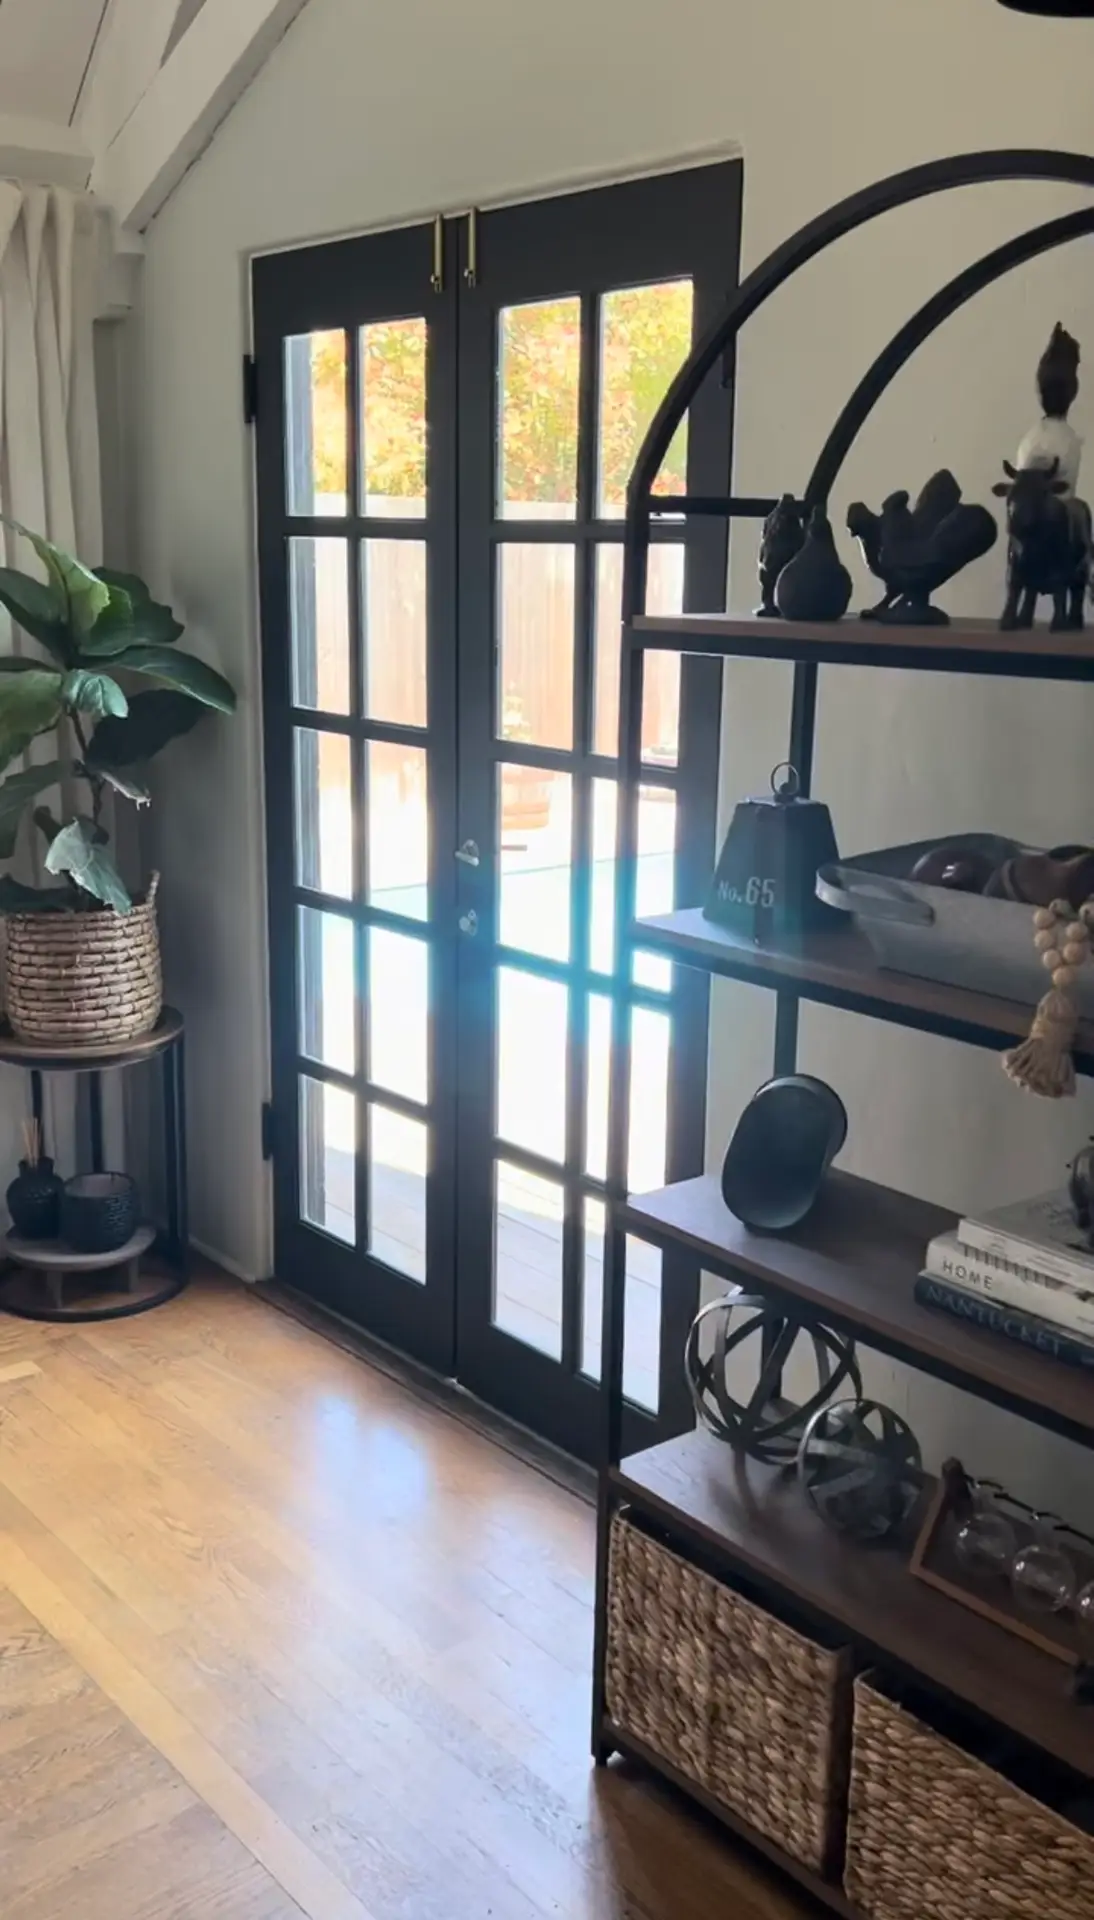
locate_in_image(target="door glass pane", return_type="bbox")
[299,1076,355,1245]
[496,969,567,1163]
[629,1004,670,1194]
[590,780,675,988]
[494,1161,564,1359]
[368,929,429,1104]
[597,281,693,519]
[285,331,346,517]
[593,542,684,763]
[362,539,427,728]
[585,991,612,1182]
[586,998,670,1195]
[580,1198,661,1413]
[497,298,580,521]
[368,1103,427,1282]
[298,908,355,1074]
[367,741,428,920]
[289,538,350,715]
[360,318,426,518]
[294,729,353,899]
[499,767,571,963]
[497,545,575,750]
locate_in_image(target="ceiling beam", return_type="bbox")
[75,0,183,163]
[89,0,311,231]
[0,114,93,192]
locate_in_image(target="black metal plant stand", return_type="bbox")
[0,1008,189,1322]
[593,148,1094,1914]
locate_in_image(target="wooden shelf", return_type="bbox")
[631,612,1094,679]
[634,909,1094,1074]
[604,1720,858,1918]
[621,1172,1094,1447]
[612,1428,1094,1778]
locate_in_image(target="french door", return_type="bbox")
[253,162,741,1460]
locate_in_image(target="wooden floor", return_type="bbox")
[0,1275,811,1919]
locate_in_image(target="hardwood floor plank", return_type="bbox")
[0,1275,812,1920]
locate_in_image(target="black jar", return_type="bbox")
[61,1172,140,1254]
[6,1158,63,1241]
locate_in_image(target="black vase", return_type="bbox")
[775,506,853,622]
[7,1158,63,1241]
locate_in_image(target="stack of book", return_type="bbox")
[918,1191,1094,1374]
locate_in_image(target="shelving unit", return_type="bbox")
[594,147,1094,1919]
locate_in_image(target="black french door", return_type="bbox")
[253,162,741,1460]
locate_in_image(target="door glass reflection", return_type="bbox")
[285,331,346,517]
[581,1199,661,1412]
[294,729,353,899]
[289,538,350,715]
[299,1075,355,1245]
[597,281,693,518]
[496,969,567,1164]
[367,741,428,921]
[589,780,675,990]
[368,928,429,1105]
[298,908,355,1074]
[362,539,427,729]
[498,766,571,963]
[368,1103,427,1283]
[593,543,683,765]
[497,545,575,750]
[497,298,580,521]
[494,1160,564,1359]
[360,318,427,518]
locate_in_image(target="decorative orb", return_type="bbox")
[797,1399,922,1541]
[1011,1518,1077,1617]
[684,1293,860,1467]
[954,1481,1017,1581]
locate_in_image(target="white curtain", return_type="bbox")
[0,184,107,1181]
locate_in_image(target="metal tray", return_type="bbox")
[816,833,1094,1016]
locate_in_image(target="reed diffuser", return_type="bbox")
[6,1119,63,1241]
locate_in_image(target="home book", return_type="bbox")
[924,1230,1094,1338]
[957,1189,1094,1292]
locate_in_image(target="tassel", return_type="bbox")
[1004,987,1078,1098]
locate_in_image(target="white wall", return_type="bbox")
[135,0,1094,1503]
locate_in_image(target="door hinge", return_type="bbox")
[242,353,258,425]
[261,1099,277,1161]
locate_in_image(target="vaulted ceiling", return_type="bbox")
[0,0,302,228]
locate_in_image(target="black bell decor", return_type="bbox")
[705,763,840,943]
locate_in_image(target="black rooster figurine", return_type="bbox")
[847,469,998,626]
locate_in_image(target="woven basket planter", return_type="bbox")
[845,1674,1094,1920]
[605,1511,851,1875]
[3,875,162,1047]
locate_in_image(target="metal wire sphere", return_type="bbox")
[798,1398,923,1541]
[684,1291,862,1467]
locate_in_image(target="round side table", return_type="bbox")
[0,1009,189,1322]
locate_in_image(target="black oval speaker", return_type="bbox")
[721,1075,848,1233]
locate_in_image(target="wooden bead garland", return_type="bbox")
[1004,897,1094,1097]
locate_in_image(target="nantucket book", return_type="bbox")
[915,1274,1094,1373]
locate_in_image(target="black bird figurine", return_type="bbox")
[847,469,998,626]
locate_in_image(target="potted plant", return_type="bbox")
[0,521,235,1046]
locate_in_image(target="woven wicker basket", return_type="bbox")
[845,1675,1094,1919]
[4,875,162,1047]
[605,1511,851,1874]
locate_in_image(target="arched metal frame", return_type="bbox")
[594,151,1094,1755]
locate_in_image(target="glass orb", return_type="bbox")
[954,1485,1016,1582]
[1011,1517,1077,1617]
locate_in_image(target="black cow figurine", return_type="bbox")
[993,457,1092,632]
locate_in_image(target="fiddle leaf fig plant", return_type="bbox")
[0,522,235,915]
